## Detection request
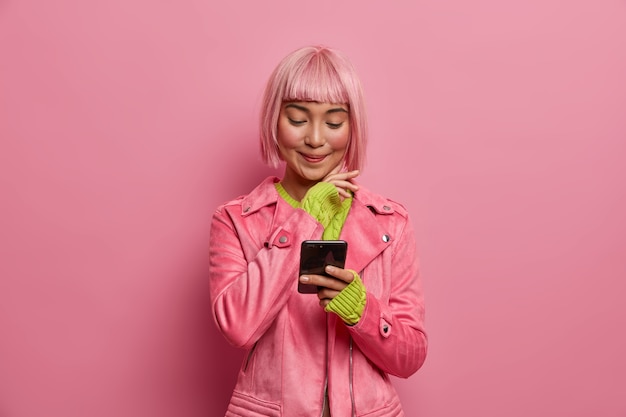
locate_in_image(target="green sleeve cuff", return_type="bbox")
[325,271,367,325]
[300,182,342,229]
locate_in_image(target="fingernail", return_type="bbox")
[300,276,309,282]
[325,265,334,273]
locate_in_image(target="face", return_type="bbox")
[276,101,350,199]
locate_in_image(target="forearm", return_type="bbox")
[209,207,322,349]
[347,218,427,377]
[349,293,427,378]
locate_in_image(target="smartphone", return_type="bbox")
[298,240,348,294]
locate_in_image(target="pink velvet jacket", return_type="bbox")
[209,177,427,417]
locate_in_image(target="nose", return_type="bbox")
[304,124,324,148]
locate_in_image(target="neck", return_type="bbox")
[279,178,315,202]
[280,169,318,202]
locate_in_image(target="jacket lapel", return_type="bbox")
[340,200,392,274]
[241,177,394,273]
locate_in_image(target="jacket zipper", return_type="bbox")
[349,337,355,417]
[349,270,363,416]
[320,379,328,417]
[323,282,360,417]
[320,313,330,417]
[243,342,257,373]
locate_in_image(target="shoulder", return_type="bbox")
[353,184,409,219]
[215,176,280,216]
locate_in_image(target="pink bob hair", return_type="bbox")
[259,45,368,171]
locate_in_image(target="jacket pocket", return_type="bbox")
[357,394,403,416]
[225,390,282,417]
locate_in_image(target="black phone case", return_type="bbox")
[298,240,348,294]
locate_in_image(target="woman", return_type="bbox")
[209,45,427,417]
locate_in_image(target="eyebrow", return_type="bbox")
[284,103,348,114]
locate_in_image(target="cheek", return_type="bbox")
[329,129,350,151]
[276,123,300,149]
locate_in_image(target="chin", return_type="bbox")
[301,170,330,182]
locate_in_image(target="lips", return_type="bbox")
[300,153,327,163]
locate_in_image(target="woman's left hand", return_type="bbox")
[322,165,359,200]
[300,265,354,308]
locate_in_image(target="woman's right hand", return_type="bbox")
[322,165,360,199]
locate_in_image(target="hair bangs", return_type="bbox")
[260,45,367,170]
[282,53,349,105]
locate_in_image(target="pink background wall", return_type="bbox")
[1,1,625,416]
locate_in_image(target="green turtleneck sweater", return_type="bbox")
[276,181,367,325]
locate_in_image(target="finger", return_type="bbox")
[323,171,359,185]
[325,164,343,178]
[324,265,355,284]
[336,188,351,199]
[300,274,347,291]
[317,288,341,301]
[327,179,359,192]
[325,170,360,182]
[326,185,351,200]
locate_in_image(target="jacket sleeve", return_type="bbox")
[347,216,428,378]
[208,203,323,350]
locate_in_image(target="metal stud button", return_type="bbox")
[382,324,389,333]
[382,234,390,242]
[383,205,391,211]
[243,206,251,213]
[278,236,288,244]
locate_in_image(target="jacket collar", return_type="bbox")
[240,176,397,216]
[240,177,396,274]
[239,177,281,216]
[352,185,397,215]
[342,193,394,274]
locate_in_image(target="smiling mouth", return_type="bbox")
[300,153,327,163]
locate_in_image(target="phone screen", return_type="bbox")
[298,240,348,294]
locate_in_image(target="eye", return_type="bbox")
[288,118,306,126]
[327,122,344,129]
